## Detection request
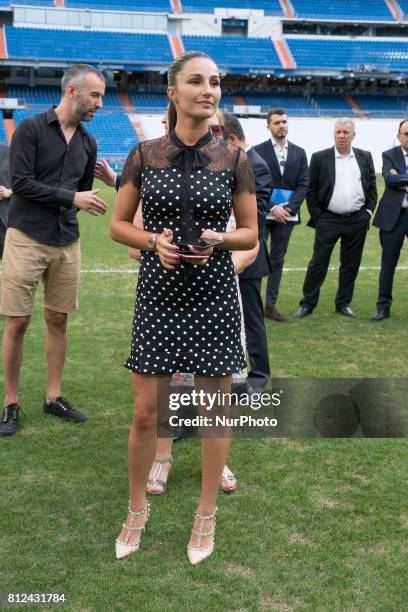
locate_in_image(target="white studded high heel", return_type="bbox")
[115,501,150,560]
[187,508,217,566]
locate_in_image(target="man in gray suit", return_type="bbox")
[0,142,11,258]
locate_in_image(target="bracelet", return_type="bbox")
[147,233,157,251]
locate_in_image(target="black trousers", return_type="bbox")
[300,208,369,310]
[377,208,408,310]
[264,221,294,308]
[239,277,270,390]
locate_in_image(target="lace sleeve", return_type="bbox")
[233,149,256,195]
[120,144,143,189]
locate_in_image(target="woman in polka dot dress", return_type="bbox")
[110,51,257,565]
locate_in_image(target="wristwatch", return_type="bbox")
[147,233,157,251]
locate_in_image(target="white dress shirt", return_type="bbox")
[328,148,365,215]
[271,138,288,175]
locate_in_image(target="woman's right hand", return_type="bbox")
[155,229,180,271]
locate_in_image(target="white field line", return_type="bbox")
[2,266,403,274]
[77,265,408,274]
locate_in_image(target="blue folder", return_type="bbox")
[270,188,294,206]
[267,188,298,222]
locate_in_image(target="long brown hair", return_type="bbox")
[167,51,217,132]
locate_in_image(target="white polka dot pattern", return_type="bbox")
[121,134,254,376]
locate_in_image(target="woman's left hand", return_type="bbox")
[201,229,224,244]
[181,230,224,265]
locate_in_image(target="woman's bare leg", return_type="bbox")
[117,373,170,547]
[188,375,232,552]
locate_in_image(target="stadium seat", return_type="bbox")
[182,35,281,69]
[286,37,408,71]
[219,95,236,110]
[353,95,408,116]
[5,27,173,65]
[397,0,408,19]
[130,92,169,112]
[181,0,283,15]
[0,0,54,5]
[8,86,122,109]
[313,95,353,115]
[83,111,139,158]
[65,0,171,11]
[125,92,258,113]
[13,109,138,159]
[291,0,394,21]
[242,93,317,115]
[0,114,7,144]
[8,85,60,107]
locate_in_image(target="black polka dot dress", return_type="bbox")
[120,130,256,377]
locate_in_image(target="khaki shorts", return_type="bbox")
[0,228,81,316]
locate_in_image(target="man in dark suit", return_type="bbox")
[255,108,308,322]
[371,119,408,321]
[223,112,273,392]
[295,118,377,318]
[0,142,11,258]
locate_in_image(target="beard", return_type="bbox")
[73,92,93,122]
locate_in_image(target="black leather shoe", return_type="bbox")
[294,306,313,319]
[43,396,87,422]
[371,309,390,321]
[0,403,20,436]
[336,306,356,318]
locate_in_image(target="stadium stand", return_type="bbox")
[7,28,407,77]
[77,90,328,116]
[7,85,60,107]
[82,111,139,158]
[13,108,138,158]
[398,0,408,19]
[181,0,283,14]
[286,37,408,71]
[100,89,123,108]
[182,36,281,70]
[13,109,36,124]
[290,0,394,21]
[219,95,236,110]
[0,114,7,144]
[8,85,122,109]
[5,27,173,65]
[0,0,54,5]
[130,92,169,111]
[352,94,408,115]
[65,0,171,11]
[99,92,340,116]
[0,0,407,146]
[242,93,316,114]
[313,95,354,114]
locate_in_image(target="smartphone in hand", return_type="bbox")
[178,238,223,255]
